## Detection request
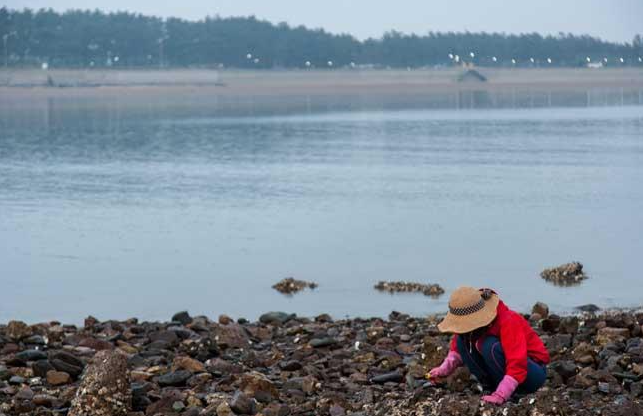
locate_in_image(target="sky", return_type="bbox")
[3,0,642,43]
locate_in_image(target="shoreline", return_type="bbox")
[1,304,642,415]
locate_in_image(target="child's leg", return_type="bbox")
[455,335,494,388]
[480,336,547,393]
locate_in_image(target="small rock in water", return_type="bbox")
[540,261,588,286]
[272,277,318,295]
[374,281,444,297]
[576,304,601,313]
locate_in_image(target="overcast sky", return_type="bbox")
[3,0,642,43]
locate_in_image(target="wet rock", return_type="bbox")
[172,311,193,325]
[540,261,587,286]
[532,302,550,319]
[272,277,318,295]
[229,391,256,415]
[68,350,131,416]
[259,312,295,325]
[374,281,444,297]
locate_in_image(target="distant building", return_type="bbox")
[458,69,487,83]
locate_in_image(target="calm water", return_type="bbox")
[1,102,643,323]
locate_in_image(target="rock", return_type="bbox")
[532,302,550,319]
[32,360,55,378]
[172,311,193,325]
[559,316,580,334]
[259,312,295,325]
[540,261,588,286]
[446,366,470,392]
[149,329,180,346]
[279,360,302,371]
[173,356,206,373]
[219,314,233,325]
[214,324,249,348]
[157,370,192,387]
[239,371,279,402]
[68,350,131,416]
[15,386,34,401]
[78,337,114,351]
[550,360,577,382]
[32,394,58,407]
[576,304,601,313]
[229,391,256,415]
[16,349,48,362]
[6,321,33,340]
[309,337,337,348]
[272,277,318,295]
[216,401,235,416]
[373,281,444,297]
[597,327,630,345]
[46,370,71,386]
[370,371,403,384]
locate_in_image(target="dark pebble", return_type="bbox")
[157,370,192,387]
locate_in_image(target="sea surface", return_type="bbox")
[1,99,643,323]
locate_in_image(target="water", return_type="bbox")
[1,102,643,324]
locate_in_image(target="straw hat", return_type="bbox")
[437,286,499,334]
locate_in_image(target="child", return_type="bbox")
[429,286,550,405]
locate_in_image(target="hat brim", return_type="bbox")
[437,293,499,333]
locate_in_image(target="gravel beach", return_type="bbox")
[1,306,642,415]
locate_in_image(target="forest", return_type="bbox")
[1,8,642,69]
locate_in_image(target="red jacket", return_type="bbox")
[449,300,550,383]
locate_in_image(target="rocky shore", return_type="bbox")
[1,306,642,416]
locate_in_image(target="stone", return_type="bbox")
[46,370,71,386]
[158,370,192,387]
[68,350,131,416]
[6,321,33,340]
[172,311,193,325]
[173,356,206,373]
[259,312,295,325]
[214,324,249,348]
[219,314,233,325]
[229,391,256,415]
[550,360,577,382]
[216,402,235,416]
[32,394,57,407]
[532,302,549,319]
[576,304,601,313]
[370,371,403,384]
[16,349,48,362]
[309,337,337,348]
[32,360,55,378]
[78,337,114,351]
[239,371,279,402]
[279,360,302,371]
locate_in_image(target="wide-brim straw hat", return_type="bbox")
[437,286,500,334]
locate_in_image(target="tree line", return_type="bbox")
[1,8,642,69]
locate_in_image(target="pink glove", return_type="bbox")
[482,375,519,405]
[429,351,462,378]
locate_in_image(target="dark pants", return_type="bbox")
[456,335,547,394]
